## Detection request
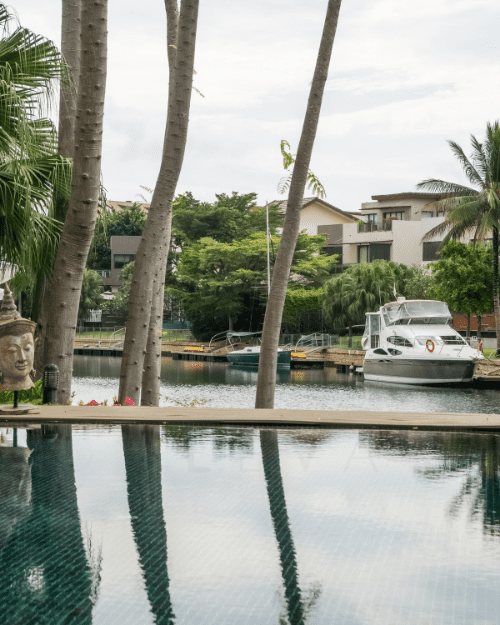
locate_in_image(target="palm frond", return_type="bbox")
[277,173,292,195]
[416,178,478,196]
[306,170,326,198]
[447,140,484,188]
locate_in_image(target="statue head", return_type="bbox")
[0,284,36,391]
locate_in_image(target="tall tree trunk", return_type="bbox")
[41,0,108,404]
[477,314,482,341]
[141,242,169,406]
[493,227,500,355]
[33,0,82,378]
[255,0,342,408]
[348,324,352,348]
[466,313,470,339]
[58,0,82,169]
[119,0,199,405]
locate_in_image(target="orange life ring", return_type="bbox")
[426,339,435,353]
[478,341,483,352]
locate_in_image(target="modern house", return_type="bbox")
[98,235,142,293]
[329,192,467,268]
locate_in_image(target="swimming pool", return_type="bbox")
[1,424,499,624]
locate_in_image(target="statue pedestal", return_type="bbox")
[0,404,40,415]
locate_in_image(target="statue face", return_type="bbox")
[0,333,35,387]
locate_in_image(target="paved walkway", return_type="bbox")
[1,406,500,431]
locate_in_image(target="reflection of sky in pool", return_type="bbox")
[1,425,500,624]
[71,355,500,414]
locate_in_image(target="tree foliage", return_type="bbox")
[322,261,398,331]
[171,192,282,250]
[0,4,72,284]
[418,121,500,348]
[283,287,325,333]
[168,232,336,340]
[429,241,493,316]
[78,268,103,321]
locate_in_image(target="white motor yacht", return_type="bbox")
[362,298,484,385]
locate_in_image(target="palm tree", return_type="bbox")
[322,261,397,347]
[41,0,108,404]
[0,4,72,285]
[418,121,500,350]
[119,0,200,405]
[255,0,343,409]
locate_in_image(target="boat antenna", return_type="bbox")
[266,200,271,295]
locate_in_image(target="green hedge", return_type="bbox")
[283,288,324,333]
[0,379,44,406]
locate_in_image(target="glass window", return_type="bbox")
[383,301,450,326]
[369,314,380,336]
[421,211,434,219]
[366,214,378,224]
[114,254,135,269]
[387,336,413,347]
[373,348,388,355]
[358,245,369,264]
[423,242,441,261]
[383,211,405,221]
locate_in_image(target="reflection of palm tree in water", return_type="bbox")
[122,425,175,624]
[260,430,306,625]
[0,425,95,624]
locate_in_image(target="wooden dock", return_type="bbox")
[2,405,500,432]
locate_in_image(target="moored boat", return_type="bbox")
[226,346,292,368]
[362,298,483,385]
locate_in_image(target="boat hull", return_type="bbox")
[227,350,291,368]
[363,357,475,385]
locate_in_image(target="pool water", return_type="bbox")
[1,424,499,624]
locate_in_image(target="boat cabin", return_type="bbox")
[362,299,452,350]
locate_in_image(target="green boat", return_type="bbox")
[226,346,291,369]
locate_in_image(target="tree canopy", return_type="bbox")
[429,241,493,317]
[171,192,282,249]
[168,231,336,340]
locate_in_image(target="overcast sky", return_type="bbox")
[18,0,500,213]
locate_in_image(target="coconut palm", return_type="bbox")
[418,121,500,350]
[0,4,71,284]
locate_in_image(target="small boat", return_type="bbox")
[226,345,292,369]
[362,298,484,385]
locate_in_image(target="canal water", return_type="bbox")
[72,355,500,413]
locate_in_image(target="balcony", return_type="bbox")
[96,269,111,279]
[358,219,394,233]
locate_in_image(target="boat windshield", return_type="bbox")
[382,301,451,326]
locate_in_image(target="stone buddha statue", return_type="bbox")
[0,284,36,392]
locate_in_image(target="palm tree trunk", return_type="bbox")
[41,0,107,404]
[119,0,198,405]
[141,242,169,406]
[255,0,342,408]
[32,0,82,380]
[348,324,353,348]
[58,0,82,168]
[493,227,500,354]
[477,314,482,341]
[466,313,470,339]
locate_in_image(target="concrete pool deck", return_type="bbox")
[2,405,500,431]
